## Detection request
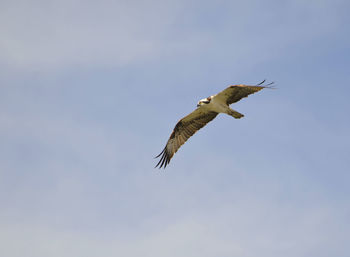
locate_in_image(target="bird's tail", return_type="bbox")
[227,109,244,119]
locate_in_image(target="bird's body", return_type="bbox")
[201,95,230,114]
[155,80,274,168]
[199,93,244,118]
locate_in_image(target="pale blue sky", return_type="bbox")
[1,0,350,256]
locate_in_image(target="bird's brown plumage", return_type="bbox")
[215,80,274,105]
[155,109,218,168]
[155,80,274,169]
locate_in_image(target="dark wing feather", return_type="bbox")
[216,80,274,105]
[155,109,218,169]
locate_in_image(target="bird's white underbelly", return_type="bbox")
[207,96,230,113]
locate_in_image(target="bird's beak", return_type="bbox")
[197,104,200,107]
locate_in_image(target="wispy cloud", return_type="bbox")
[1,0,350,256]
[1,0,347,72]
[1,197,348,257]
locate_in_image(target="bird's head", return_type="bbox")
[197,96,212,107]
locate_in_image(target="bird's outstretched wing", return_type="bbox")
[215,80,274,105]
[155,108,218,169]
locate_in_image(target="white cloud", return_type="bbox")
[0,0,207,71]
[0,0,345,72]
[1,199,348,257]
[1,1,349,256]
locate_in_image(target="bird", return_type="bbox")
[155,80,274,168]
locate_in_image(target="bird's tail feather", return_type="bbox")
[227,109,244,119]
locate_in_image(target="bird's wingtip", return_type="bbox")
[256,80,276,89]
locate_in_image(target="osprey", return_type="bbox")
[155,80,274,168]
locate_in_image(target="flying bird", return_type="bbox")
[155,80,274,168]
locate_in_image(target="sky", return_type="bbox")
[1,0,350,256]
